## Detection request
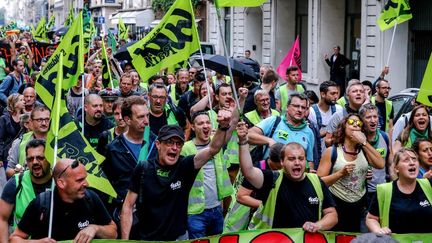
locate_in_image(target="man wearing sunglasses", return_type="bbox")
[121,105,237,241]
[0,139,52,242]
[10,158,117,241]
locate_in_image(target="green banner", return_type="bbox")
[47,14,56,30]
[101,39,113,88]
[59,228,432,243]
[417,53,432,107]
[33,17,48,42]
[377,0,412,31]
[64,6,75,27]
[83,6,95,51]
[215,0,266,7]
[107,29,117,53]
[34,12,117,198]
[118,16,129,40]
[127,0,200,83]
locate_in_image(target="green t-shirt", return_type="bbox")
[0,58,6,81]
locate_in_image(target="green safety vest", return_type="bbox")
[208,109,238,165]
[165,105,179,125]
[377,179,432,228]
[248,171,323,229]
[279,84,305,113]
[19,132,34,166]
[169,84,192,105]
[336,96,347,107]
[245,109,280,126]
[370,96,393,132]
[212,76,231,84]
[13,171,36,229]
[181,140,233,215]
[223,170,248,233]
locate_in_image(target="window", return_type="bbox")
[295,0,308,71]
[224,7,231,55]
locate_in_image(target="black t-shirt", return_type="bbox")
[149,111,167,136]
[1,175,51,205]
[375,100,394,131]
[368,179,432,233]
[178,90,199,122]
[244,170,335,228]
[18,189,112,240]
[77,116,114,148]
[129,155,199,241]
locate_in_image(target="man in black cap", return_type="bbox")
[99,88,120,124]
[120,104,238,241]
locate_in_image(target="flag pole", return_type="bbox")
[48,54,64,238]
[215,7,241,113]
[386,21,398,67]
[197,46,214,119]
[82,21,94,134]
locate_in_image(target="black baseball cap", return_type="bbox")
[99,88,119,101]
[157,125,185,142]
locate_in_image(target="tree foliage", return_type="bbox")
[152,0,201,14]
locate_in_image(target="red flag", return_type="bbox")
[276,35,302,81]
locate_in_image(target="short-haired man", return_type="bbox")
[275,66,305,114]
[237,122,338,230]
[244,69,278,113]
[308,81,342,156]
[168,68,191,105]
[23,87,36,113]
[370,79,393,133]
[7,106,50,178]
[99,88,119,124]
[178,71,205,121]
[80,94,114,148]
[148,83,186,135]
[0,139,52,242]
[324,46,351,96]
[249,93,316,170]
[119,74,139,98]
[244,89,280,127]
[85,60,102,89]
[10,159,117,241]
[121,104,237,241]
[0,59,26,107]
[359,103,392,200]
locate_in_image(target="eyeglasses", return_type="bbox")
[26,155,45,163]
[57,160,79,178]
[347,119,363,127]
[289,104,307,111]
[33,118,50,124]
[150,95,167,101]
[163,139,184,148]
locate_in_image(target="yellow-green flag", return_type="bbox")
[83,6,95,51]
[417,53,432,107]
[33,17,48,42]
[127,0,200,83]
[35,12,117,198]
[377,0,412,31]
[215,0,266,7]
[101,40,113,88]
[47,14,55,30]
[118,16,128,40]
[64,7,75,27]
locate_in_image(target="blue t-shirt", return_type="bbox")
[123,135,142,161]
[257,116,315,162]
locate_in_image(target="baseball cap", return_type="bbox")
[99,88,119,101]
[157,125,185,142]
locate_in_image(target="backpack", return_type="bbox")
[312,104,336,130]
[0,74,17,107]
[250,116,281,165]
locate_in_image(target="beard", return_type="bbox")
[324,99,336,106]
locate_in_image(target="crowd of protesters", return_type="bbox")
[0,29,431,242]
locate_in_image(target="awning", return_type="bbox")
[110,9,154,26]
[150,18,201,28]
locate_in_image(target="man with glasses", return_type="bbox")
[244,69,278,113]
[244,89,279,127]
[0,139,52,241]
[121,103,237,241]
[370,79,393,133]
[6,105,50,178]
[249,93,316,170]
[10,158,117,241]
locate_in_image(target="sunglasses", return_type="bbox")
[347,119,363,127]
[58,160,79,178]
[26,155,45,163]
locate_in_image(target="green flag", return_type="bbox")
[101,40,113,88]
[417,53,432,107]
[47,14,55,30]
[64,6,75,27]
[107,29,117,53]
[33,17,48,42]
[118,16,128,40]
[83,6,95,51]
[377,0,412,31]
[215,0,266,7]
[35,12,117,198]
[127,0,200,83]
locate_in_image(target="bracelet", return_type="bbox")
[219,126,229,131]
[238,140,248,145]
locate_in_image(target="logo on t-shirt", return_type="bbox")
[170,180,182,190]
[277,130,288,140]
[419,200,430,207]
[78,220,89,230]
[308,197,319,205]
[157,169,170,177]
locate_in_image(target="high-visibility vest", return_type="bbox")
[377,179,432,228]
[208,109,238,165]
[371,96,393,132]
[248,171,323,229]
[165,105,179,125]
[13,171,36,229]
[18,132,34,166]
[181,140,233,215]
[279,84,305,113]
[336,96,347,107]
[245,109,280,126]
[169,84,192,105]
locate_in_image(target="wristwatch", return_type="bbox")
[361,141,367,146]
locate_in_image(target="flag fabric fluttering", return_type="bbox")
[417,53,432,107]
[127,0,200,83]
[83,6,96,51]
[46,14,56,30]
[35,12,117,198]
[276,35,302,81]
[215,0,266,7]
[64,6,75,27]
[377,0,413,31]
[118,16,129,40]
[107,29,117,53]
[101,40,113,88]
[33,17,48,42]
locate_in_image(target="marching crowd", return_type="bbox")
[0,31,431,243]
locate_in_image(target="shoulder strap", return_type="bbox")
[330,104,336,114]
[379,131,391,180]
[14,172,25,198]
[306,173,323,220]
[312,104,322,128]
[377,182,393,228]
[262,116,282,156]
[138,160,151,204]
[39,191,52,222]
[330,144,337,170]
